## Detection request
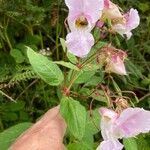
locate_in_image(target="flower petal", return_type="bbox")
[115,107,150,138]
[112,24,133,40]
[65,0,83,10]
[104,0,110,8]
[112,8,140,39]
[112,24,126,37]
[125,32,132,40]
[107,56,127,75]
[66,0,104,31]
[112,63,127,75]
[83,0,104,24]
[96,140,124,150]
[99,108,119,140]
[66,0,104,22]
[66,31,94,57]
[99,107,118,120]
[126,8,140,31]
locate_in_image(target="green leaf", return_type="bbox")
[3,101,25,112]
[86,109,101,135]
[136,134,150,150]
[24,35,41,46]
[60,38,66,52]
[27,47,64,86]
[79,88,106,102]
[2,112,18,121]
[93,27,100,41]
[138,3,149,13]
[79,88,91,96]
[67,131,94,150]
[60,38,77,64]
[126,60,143,78]
[0,122,32,150]
[67,52,78,64]
[123,138,138,150]
[84,64,100,71]
[141,78,150,86]
[68,63,100,84]
[54,61,79,70]
[10,49,25,63]
[91,90,107,103]
[74,70,96,84]
[60,97,86,140]
[115,35,121,47]
[84,76,101,86]
[112,78,122,96]
[89,41,107,56]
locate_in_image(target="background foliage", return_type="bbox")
[0,0,150,149]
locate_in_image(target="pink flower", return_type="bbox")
[112,8,140,39]
[105,50,127,75]
[65,0,104,57]
[97,140,123,150]
[96,107,150,150]
[100,0,140,39]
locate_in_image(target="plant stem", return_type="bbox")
[56,1,60,60]
[101,85,112,107]
[4,29,12,50]
[81,53,97,68]
[3,18,13,50]
[139,92,150,102]
[28,26,34,35]
[39,31,44,49]
[0,90,16,102]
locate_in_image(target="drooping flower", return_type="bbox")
[65,0,104,57]
[98,45,127,75]
[99,0,140,39]
[112,8,140,39]
[96,107,150,150]
[105,51,127,75]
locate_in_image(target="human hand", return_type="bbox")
[10,106,66,150]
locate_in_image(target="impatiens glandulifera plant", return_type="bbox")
[25,0,150,150]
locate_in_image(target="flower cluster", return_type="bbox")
[65,0,140,58]
[99,0,140,39]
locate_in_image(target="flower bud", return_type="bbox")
[105,53,127,75]
[102,0,123,20]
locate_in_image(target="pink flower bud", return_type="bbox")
[106,54,127,75]
[102,0,123,20]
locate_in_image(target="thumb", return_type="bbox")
[10,106,66,150]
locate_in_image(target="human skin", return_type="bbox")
[9,106,66,150]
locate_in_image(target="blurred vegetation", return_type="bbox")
[0,0,150,149]
[0,0,67,130]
